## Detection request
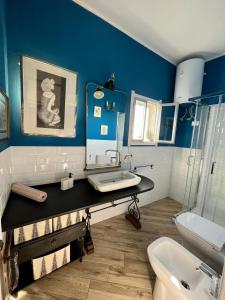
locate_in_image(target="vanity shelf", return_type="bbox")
[2,175,154,293]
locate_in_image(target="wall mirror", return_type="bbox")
[86,82,128,170]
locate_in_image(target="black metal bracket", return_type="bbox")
[84,208,94,254]
[126,194,141,229]
[84,194,142,238]
[85,208,91,232]
[128,195,140,221]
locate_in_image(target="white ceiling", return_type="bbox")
[73,0,225,64]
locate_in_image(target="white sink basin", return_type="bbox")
[88,170,141,192]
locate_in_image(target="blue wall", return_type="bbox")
[4,0,225,150]
[6,0,175,147]
[203,55,225,94]
[0,0,7,91]
[0,0,10,151]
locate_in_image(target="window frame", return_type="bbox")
[157,102,179,144]
[128,91,161,146]
[128,91,179,146]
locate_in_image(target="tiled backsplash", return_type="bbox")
[0,145,181,221]
[122,146,175,204]
[10,147,86,186]
[0,148,12,216]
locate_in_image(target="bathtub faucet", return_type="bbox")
[197,262,221,298]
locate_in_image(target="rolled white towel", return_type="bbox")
[11,183,47,203]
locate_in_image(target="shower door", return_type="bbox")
[183,96,225,227]
[202,103,225,227]
[183,104,209,211]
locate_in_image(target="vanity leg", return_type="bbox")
[125,195,141,229]
[79,236,84,262]
[84,209,94,254]
[4,231,20,293]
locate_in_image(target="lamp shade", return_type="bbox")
[94,87,104,99]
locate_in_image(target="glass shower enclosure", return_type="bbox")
[184,93,225,227]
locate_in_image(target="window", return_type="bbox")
[129,91,178,145]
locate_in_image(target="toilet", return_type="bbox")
[147,237,214,300]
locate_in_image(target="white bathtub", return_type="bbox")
[175,212,225,270]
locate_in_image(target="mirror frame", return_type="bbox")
[85,81,128,170]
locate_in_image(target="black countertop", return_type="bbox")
[1,175,154,231]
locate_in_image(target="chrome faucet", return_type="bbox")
[197,263,221,298]
[124,153,133,160]
[105,150,121,166]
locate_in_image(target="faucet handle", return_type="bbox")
[197,263,221,298]
[210,273,220,298]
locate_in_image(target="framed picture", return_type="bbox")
[94,106,102,118]
[0,89,9,141]
[100,124,108,136]
[21,56,77,137]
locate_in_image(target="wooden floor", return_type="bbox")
[11,198,182,300]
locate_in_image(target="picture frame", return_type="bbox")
[94,106,102,118]
[0,89,9,141]
[100,124,108,136]
[21,56,77,137]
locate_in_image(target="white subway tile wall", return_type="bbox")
[169,147,190,203]
[10,147,86,186]
[122,146,175,203]
[0,146,184,222]
[0,147,12,216]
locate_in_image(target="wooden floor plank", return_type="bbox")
[87,280,153,300]
[108,267,153,290]
[11,271,90,300]
[82,246,124,268]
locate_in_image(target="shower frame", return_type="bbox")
[183,90,225,222]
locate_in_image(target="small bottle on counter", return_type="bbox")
[61,173,74,191]
[68,173,74,189]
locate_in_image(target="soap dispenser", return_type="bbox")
[68,173,74,189]
[61,177,69,191]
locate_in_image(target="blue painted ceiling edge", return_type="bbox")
[5,0,175,147]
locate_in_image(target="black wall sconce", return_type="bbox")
[104,73,116,91]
